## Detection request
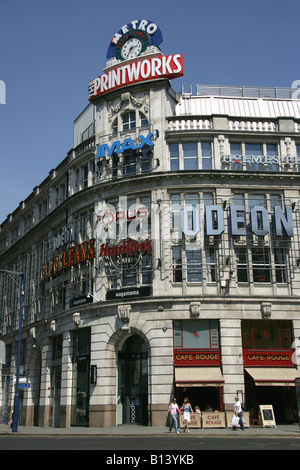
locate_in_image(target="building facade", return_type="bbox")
[1,20,300,428]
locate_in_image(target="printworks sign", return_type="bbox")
[89,19,183,101]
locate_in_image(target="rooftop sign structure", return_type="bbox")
[89,19,183,101]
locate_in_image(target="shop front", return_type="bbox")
[242,320,300,423]
[173,320,224,413]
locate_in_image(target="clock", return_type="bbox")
[121,37,143,60]
[114,29,152,61]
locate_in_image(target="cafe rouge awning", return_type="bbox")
[245,367,300,386]
[175,367,224,387]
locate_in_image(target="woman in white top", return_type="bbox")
[166,398,180,433]
[234,396,244,430]
[180,397,193,433]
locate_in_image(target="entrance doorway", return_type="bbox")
[176,386,222,413]
[117,335,148,425]
[245,375,298,423]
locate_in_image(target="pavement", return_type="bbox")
[0,423,299,437]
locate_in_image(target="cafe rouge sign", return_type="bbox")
[89,19,183,101]
[243,349,295,367]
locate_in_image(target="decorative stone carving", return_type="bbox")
[261,302,272,319]
[107,92,149,121]
[50,320,56,333]
[118,304,132,325]
[190,301,201,318]
[73,312,82,327]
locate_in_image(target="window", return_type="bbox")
[201,142,212,170]
[230,143,242,171]
[172,246,182,282]
[252,247,271,283]
[123,112,136,131]
[183,142,197,170]
[245,143,263,171]
[274,248,287,283]
[236,247,248,283]
[169,143,179,170]
[248,194,266,209]
[206,246,216,282]
[123,152,136,175]
[266,144,278,171]
[297,145,300,172]
[171,194,181,229]
[140,112,149,127]
[186,248,202,282]
[242,320,292,349]
[174,320,220,350]
[184,194,200,232]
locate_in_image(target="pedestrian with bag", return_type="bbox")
[166,397,180,433]
[180,397,193,433]
[233,396,244,430]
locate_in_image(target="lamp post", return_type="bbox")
[11,272,25,433]
[0,269,25,433]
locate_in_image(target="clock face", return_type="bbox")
[114,29,152,61]
[121,37,142,60]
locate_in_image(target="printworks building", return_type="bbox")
[0,19,300,428]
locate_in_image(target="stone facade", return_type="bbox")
[1,76,300,427]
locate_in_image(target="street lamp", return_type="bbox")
[86,292,100,302]
[0,269,25,433]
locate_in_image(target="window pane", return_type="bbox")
[253,320,280,348]
[186,248,202,282]
[248,194,266,209]
[230,143,242,170]
[183,142,197,170]
[172,246,182,282]
[206,246,216,282]
[169,143,179,170]
[274,248,287,283]
[246,143,263,171]
[252,247,271,282]
[201,142,211,170]
[123,112,136,130]
[236,247,248,283]
[267,144,279,171]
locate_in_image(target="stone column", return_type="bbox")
[220,318,244,412]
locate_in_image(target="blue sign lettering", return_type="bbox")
[97,132,155,159]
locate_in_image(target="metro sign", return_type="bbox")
[89,52,183,101]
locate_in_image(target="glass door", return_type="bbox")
[118,335,148,425]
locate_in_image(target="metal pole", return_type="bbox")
[12,273,24,433]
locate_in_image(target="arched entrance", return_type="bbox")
[117,335,148,425]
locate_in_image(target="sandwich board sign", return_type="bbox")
[259,405,276,428]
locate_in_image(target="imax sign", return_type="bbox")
[96,132,155,159]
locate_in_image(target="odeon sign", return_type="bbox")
[181,204,294,238]
[89,19,183,101]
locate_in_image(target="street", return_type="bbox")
[0,435,299,451]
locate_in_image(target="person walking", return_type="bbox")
[180,397,193,433]
[167,398,180,433]
[234,396,244,430]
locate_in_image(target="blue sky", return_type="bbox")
[0,0,299,223]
